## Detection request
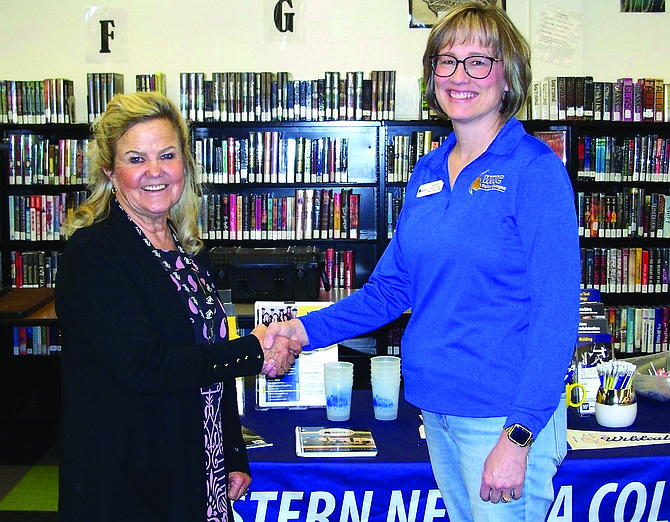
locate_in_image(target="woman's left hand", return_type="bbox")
[479,430,530,503]
[228,471,252,501]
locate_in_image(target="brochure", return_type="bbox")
[255,301,338,409]
[295,426,378,457]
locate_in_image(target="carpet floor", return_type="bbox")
[0,429,58,521]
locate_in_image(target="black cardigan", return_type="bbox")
[55,202,263,521]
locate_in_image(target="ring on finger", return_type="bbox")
[501,495,511,503]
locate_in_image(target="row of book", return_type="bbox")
[199,189,361,241]
[135,73,167,95]
[386,188,407,239]
[179,70,396,123]
[385,131,447,183]
[581,247,669,295]
[322,247,355,290]
[528,76,670,122]
[0,78,76,125]
[577,134,670,182]
[577,190,670,239]
[8,250,60,289]
[6,133,90,186]
[12,325,62,356]
[86,72,124,123]
[193,133,349,185]
[7,246,358,291]
[386,326,405,356]
[7,192,87,241]
[605,305,670,354]
[88,73,168,122]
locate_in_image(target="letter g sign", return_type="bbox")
[274,0,295,33]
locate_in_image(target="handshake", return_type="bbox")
[251,319,310,378]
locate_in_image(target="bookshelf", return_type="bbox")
[190,120,382,288]
[2,115,669,375]
[383,118,670,357]
[567,120,670,355]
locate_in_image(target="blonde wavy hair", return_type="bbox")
[422,1,532,122]
[64,91,203,254]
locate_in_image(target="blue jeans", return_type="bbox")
[422,396,567,522]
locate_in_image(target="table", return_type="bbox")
[232,386,670,522]
[0,288,56,323]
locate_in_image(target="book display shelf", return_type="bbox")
[2,76,670,426]
[384,118,670,358]
[3,118,670,346]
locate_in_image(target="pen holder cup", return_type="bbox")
[594,387,637,428]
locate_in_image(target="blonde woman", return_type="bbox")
[56,92,299,521]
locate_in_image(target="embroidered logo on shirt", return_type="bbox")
[469,170,507,194]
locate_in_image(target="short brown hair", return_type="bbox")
[422,2,531,121]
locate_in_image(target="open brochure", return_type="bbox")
[295,426,377,457]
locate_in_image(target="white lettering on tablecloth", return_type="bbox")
[232,488,446,522]
[547,481,668,522]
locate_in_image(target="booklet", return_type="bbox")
[295,426,378,457]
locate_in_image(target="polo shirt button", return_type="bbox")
[212,364,218,370]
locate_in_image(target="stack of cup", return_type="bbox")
[370,356,401,421]
[323,361,354,421]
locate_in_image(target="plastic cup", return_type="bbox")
[323,361,354,421]
[370,357,401,421]
[371,356,401,371]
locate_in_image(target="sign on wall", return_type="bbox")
[264,0,305,44]
[84,7,129,63]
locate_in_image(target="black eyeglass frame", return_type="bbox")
[430,54,502,80]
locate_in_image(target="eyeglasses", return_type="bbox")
[430,54,501,80]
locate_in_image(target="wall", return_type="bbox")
[0,0,669,121]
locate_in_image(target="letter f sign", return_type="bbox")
[99,19,115,53]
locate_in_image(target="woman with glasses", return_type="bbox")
[264,3,580,520]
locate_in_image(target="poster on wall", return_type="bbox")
[409,0,506,28]
[621,0,665,12]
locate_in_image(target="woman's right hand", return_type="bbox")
[263,318,309,353]
[251,323,301,377]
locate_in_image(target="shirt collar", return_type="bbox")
[428,116,525,173]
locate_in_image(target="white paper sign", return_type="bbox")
[255,301,337,409]
[567,429,670,450]
[84,7,129,63]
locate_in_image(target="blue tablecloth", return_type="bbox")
[232,387,670,522]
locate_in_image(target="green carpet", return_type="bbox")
[0,466,58,511]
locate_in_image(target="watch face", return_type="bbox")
[508,425,532,446]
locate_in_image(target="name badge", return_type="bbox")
[417,180,444,198]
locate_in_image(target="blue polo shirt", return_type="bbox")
[301,118,580,437]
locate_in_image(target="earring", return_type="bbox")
[111,185,117,195]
